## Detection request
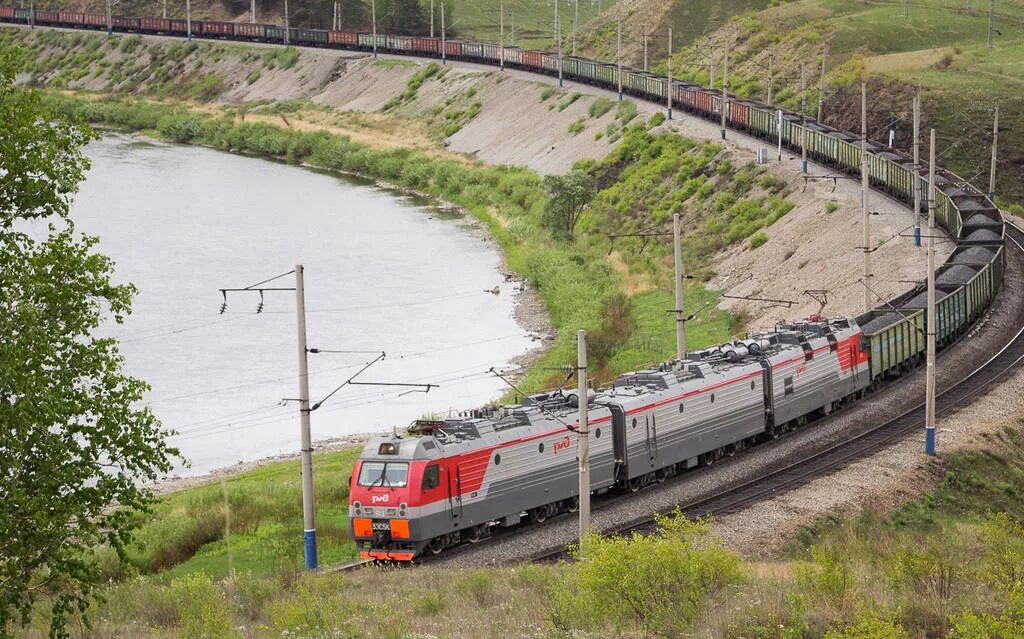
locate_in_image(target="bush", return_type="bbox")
[568,117,586,135]
[548,512,742,636]
[648,111,666,129]
[588,96,614,118]
[749,232,768,249]
[170,573,238,639]
[539,85,554,101]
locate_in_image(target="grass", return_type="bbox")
[19,426,1024,638]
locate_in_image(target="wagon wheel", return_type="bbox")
[628,477,643,492]
[655,468,669,483]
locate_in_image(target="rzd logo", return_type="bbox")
[371,495,389,504]
[553,436,572,453]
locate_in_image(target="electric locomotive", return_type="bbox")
[348,316,869,561]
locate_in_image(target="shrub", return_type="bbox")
[616,100,638,124]
[568,117,586,135]
[826,199,840,213]
[170,573,238,639]
[548,512,742,636]
[648,111,666,128]
[589,96,614,118]
[749,232,768,249]
[539,85,554,101]
[824,607,908,639]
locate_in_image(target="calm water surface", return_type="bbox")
[65,133,534,475]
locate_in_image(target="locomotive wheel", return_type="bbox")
[465,524,487,544]
[566,496,580,513]
[428,536,445,555]
[531,506,549,523]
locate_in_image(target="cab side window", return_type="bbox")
[422,464,440,490]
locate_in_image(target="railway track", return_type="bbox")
[525,221,1024,563]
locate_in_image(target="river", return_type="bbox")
[65,133,536,475]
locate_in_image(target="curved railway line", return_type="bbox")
[3,15,1015,569]
[519,222,1024,564]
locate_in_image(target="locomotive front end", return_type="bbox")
[348,435,437,561]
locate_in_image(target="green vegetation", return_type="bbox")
[20,427,1024,637]
[382,61,439,110]
[567,116,586,134]
[588,96,615,119]
[648,0,1024,205]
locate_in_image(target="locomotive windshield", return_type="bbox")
[357,461,409,487]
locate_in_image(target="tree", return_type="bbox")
[378,0,426,35]
[542,169,596,239]
[0,53,180,638]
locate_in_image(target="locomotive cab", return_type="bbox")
[348,434,442,561]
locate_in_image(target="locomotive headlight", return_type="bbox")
[390,519,411,539]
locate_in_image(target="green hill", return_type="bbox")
[578,0,1024,206]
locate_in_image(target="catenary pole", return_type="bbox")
[573,0,578,57]
[372,0,377,58]
[720,46,728,139]
[294,265,317,569]
[989,105,999,200]
[800,63,807,173]
[913,88,921,246]
[767,51,773,106]
[643,27,648,72]
[673,212,686,359]
[925,129,937,456]
[499,1,505,71]
[617,17,622,100]
[667,28,673,119]
[861,82,871,313]
[817,44,828,122]
[283,0,289,44]
[430,0,434,38]
[441,2,446,63]
[106,0,111,35]
[988,0,995,48]
[556,0,563,87]
[186,0,191,41]
[253,0,257,24]
[577,330,590,543]
[511,10,515,46]
[163,0,167,20]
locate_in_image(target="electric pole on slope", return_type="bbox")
[673,212,686,359]
[577,330,590,544]
[252,0,256,24]
[800,63,807,173]
[817,44,829,123]
[163,0,167,21]
[912,88,922,246]
[556,0,563,87]
[499,0,505,71]
[430,0,434,37]
[925,129,937,456]
[720,46,729,139]
[441,2,447,63]
[372,0,377,58]
[573,0,579,57]
[186,0,191,41]
[767,51,773,107]
[989,105,999,201]
[643,27,648,72]
[667,27,673,119]
[988,0,995,49]
[283,0,289,44]
[616,16,622,100]
[106,0,111,35]
[861,82,872,313]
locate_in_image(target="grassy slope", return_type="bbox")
[638,0,1024,206]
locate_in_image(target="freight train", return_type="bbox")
[1,6,1006,559]
[350,316,875,559]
